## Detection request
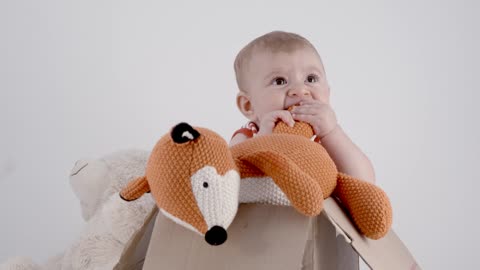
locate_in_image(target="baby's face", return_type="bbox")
[241,47,330,122]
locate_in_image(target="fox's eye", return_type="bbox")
[272,77,287,86]
[306,74,318,83]
[203,182,209,188]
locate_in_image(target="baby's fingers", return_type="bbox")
[292,113,315,123]
[274,110,295,127]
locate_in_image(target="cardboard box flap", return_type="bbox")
[309,212,359,270]
[323,198,421,270]
[143,204,312,270]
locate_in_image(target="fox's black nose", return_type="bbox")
[205,226,227,246]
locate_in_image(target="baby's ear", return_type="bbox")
[236,92,256,121]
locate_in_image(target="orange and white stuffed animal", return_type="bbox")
[120,121,392,246]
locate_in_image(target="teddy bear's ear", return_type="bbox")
[171,122,200,144]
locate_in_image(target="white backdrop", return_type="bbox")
[1,1,479,269]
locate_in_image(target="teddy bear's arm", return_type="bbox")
[240,150,324,216]
[333,172,393,239]
[119,176,150,201]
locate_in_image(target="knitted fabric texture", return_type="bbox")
[231,120,338,216]
[120,127,238,235]
[334,172,392,239]
[121,121,393,240]
[148,127,237,234]
[239,177,290,205]
[189,167,240,231]
[231,118,392,239]
[119,176,149,201]
[273,118,315,138]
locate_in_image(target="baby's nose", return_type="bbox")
[288,87,310,96]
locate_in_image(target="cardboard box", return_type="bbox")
[116,198,420,270]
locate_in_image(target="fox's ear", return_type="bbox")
[120,176,150,201]
[171,122,200,144]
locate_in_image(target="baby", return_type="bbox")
[230,31,376,184]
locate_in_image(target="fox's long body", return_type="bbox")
[231,131,337,215]
[120,122,392,245]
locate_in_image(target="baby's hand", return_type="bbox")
[291,100,338,139]
[257,110,295,136]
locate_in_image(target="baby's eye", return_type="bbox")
[306,74,319,83]
[272,77,287,86]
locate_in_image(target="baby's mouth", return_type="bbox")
[284,104,298,111]
[284,98,309,110]
[284,101,299,110]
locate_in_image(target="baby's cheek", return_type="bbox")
[313,91,330,104]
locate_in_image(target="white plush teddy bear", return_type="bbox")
[0,150,155,270]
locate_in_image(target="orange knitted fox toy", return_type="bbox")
[120,121,392,246]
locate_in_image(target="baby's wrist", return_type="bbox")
[318,124,340,140]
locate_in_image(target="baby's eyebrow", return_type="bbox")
[305,66,325,76]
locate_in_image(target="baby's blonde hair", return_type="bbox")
[234,31,320,92]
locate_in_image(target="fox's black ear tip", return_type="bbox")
[171,122,200,144]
